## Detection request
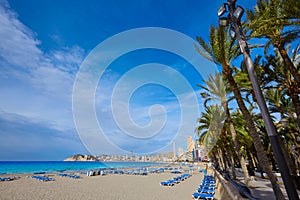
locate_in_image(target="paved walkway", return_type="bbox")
[232,170,300,200]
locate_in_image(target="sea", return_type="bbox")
[0,161,162,174]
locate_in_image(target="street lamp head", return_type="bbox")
[233,6,244,20]
[219,17,229,27]
[218,3,227,17]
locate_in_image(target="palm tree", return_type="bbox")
[196,105,225,154]
[197,73,249,182]
[246,0,300,86]
[262,46,300,127]
[196,105,237,175]
[265,88,289,119]
[233,55,266,104]
[281,124,300,179]
[258,50,300,188]
[231,109,269,178]
[195,26,285,199]
[246,0,300,126]
[196,105,226,169]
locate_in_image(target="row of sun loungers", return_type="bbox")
[3,174,81,182]
[148,168,165,173]
[28,175,55,182]
[86,169,148,176]
[84,167,188,177]
[85,167,167,176]
[192,173,215,200]
[160,173,192,186]
[0,177,19,181]
[58,174,81,179]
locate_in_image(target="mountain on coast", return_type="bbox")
[64,154,97,161]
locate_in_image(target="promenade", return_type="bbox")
[215,168,300,200]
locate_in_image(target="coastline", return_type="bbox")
[0,163,207,200]
[0,161,163,175]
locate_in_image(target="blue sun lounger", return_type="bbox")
[199,184,215,190]
[201,182,215,187]
[192,192,214,200]
[160,180,175,186]
[197,187,215,194]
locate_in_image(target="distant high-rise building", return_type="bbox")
[166,152,174,160]
[130,150,133,160]
[187,136,195,152]
[197,145,208,161]
[173,142,176,159]
[186,151,194,162]
[178,147,185,161]
[194,148,204,162]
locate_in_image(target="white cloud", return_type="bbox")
[91,75,202,153]
[49,46,84,74]
[0,2,206,156]
[0,2,85,98]
[0,2,85,132]
[0,2,42,70]
[0,111,88,160]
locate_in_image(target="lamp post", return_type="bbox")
[217,1,299,199]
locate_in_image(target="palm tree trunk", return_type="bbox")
[288,90,300,128]
[223,101,250,184]
[222,149,229,173]
[223,66,285,199]
[277,45,300,127]
[226,148,237,180]
[279,131,299,189]
[277,45,300,91]
[218,148,226,171]
[247,150,255,171]
[230,155,237,180]
[216,152,223,171]
[250,150,266,179]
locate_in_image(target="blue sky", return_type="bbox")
[0,0,257,160]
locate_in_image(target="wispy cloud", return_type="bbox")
[0,5,84,85]
[0,1,85,99]
[0,111,87,160]
[49,46,84,74]
[0,1,86,157]
[91,74,202,153]
[0,2,42,70]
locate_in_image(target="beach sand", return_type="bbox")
[0,170,205,200]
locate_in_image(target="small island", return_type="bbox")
[64,154,97,161]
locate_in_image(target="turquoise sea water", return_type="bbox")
[0,161,161,174]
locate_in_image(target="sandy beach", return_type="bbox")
[0,168,206,200]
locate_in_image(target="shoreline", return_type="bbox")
[0,163,207,200]
[0,161,165,175]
